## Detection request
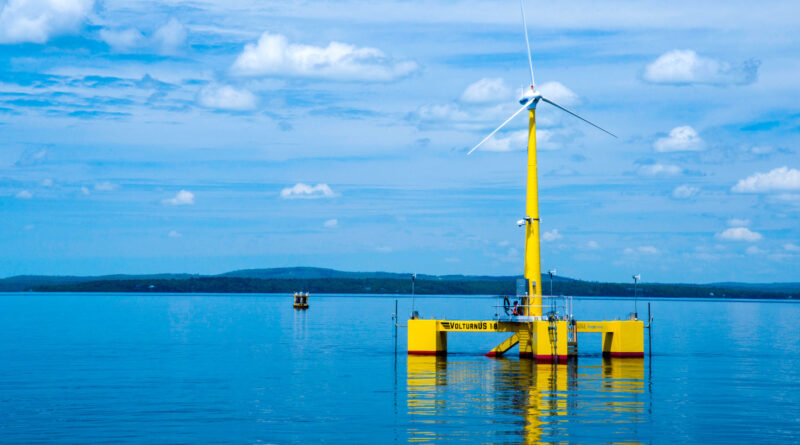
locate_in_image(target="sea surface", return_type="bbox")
[1,293,799,444]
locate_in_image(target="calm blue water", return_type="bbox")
[1,293,799,444]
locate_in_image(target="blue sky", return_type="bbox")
[1,0,799,283]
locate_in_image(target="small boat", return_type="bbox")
[293,292,309,309]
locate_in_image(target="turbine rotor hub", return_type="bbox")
[519,87,542,108]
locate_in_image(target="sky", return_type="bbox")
[1,0,799,283]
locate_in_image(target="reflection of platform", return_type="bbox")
[407,355,646,443]
[406,356,447,416]
[408,318,643,360]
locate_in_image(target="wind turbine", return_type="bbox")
[468,0,616,318]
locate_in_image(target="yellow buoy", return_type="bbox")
[292,292,309,310]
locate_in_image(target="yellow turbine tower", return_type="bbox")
[467,0,616,316]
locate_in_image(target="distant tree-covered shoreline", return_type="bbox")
[27,276,796,299]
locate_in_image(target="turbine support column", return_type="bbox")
[524,107,543,317]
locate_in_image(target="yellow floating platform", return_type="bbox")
[407,318,643,361]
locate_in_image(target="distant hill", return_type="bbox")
[0,274,196,292]
[27,277,518,295]
[709,282,800,293]
[0,267,541,291]
[0,266,794,299]
[219,267,416,280]
[218,267,527,282]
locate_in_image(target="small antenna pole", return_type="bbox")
[548,269,557,314]
[647,301,653,357]
[632,274,640,319]
[410,273,416,318]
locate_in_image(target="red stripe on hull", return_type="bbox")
[408,350,446,356]
[604,351,645,358]
[518,353,569,363]
[486,350,514,357]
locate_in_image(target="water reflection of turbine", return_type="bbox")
[482,358,571,443]
[407,357,645,443]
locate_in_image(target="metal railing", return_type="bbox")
[492,295,575,322]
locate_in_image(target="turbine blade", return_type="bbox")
[520,0,535,86]
[467,102,530,155]
[541,97,617,138]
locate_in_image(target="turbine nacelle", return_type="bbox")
[519,87,541,108]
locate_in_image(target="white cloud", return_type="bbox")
[461,78,511,103]
[99,28,144,52]
[0,0,93,44]
[410,101,520,130]
[771,193,800,203]
[168,230,182,238]
[100,19,185,54]
[547,166,579,176]
[727,218,750,227]
[162,190,195,206]
[280,183,336,199]
[198,84,257,111]
[749,145,775,155]
[488,247,520,264]
[732,167,800,193]
[784,243,800,252]
[15,189,33,199]
[376,246,393,253]
[542,229,562,242]
[716,227,762,242]
[413,103,471,123]
[624,246,659,255]
[323,218,338,228]
[585,240,600,250]
[672,184,699,199]
[41,178,53,187]
[152,18,186,54]
[643,49,759,86]
[654,126,705,152]
[480,127,567,152]
[637,163,682,177]
[746,245,765,255]
[80,186,90,195]
[535,129,569,151]
[94,181,117,191]
[482,129,527,152]
[231,32,418,81]
[537,81,580,106]
[14,147,47,167]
